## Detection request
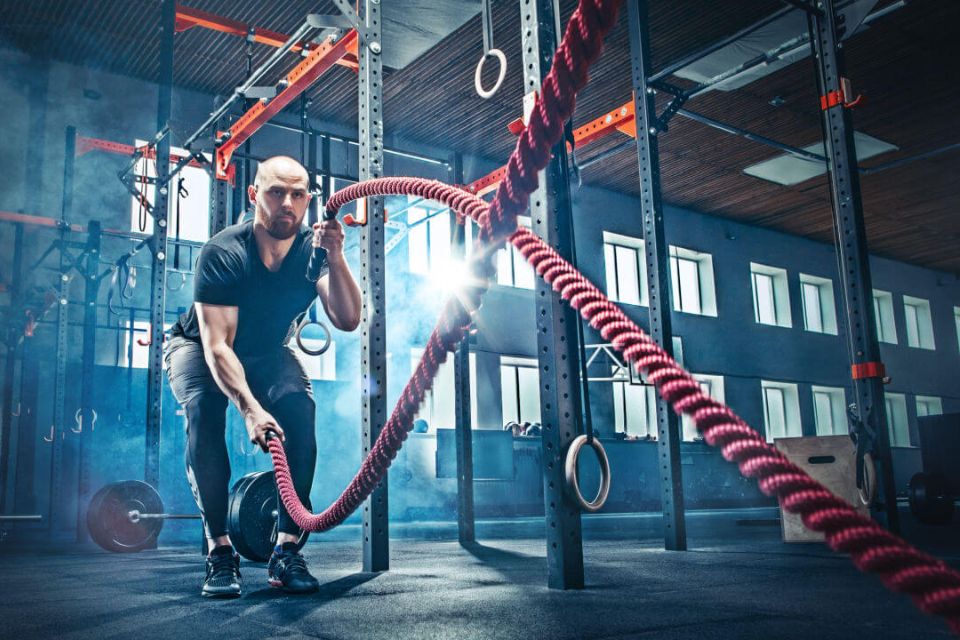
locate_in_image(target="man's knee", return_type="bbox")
[183,392,228,437]
[273,392,317,455]
[273,392,315,424]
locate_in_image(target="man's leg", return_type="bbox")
[255,347,319,593]
[183,391,232,549]
[166,336,241,598]
[268,391,317,541]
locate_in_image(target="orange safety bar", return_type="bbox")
[465,98,637,197]
[175,5,359,72]
[76,136,205,169]
[215,28,359,180]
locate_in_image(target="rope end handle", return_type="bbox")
[306,208,338,282]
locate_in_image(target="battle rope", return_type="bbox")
[266,0,960,632]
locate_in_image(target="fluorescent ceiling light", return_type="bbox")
[743,131,898,185]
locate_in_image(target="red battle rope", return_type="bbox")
[267,0,960,632]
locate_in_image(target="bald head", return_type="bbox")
[248,156,312,240]
[253,155,309,189]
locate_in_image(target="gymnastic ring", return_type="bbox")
[858,452,877,507]
[563,434,611,513]
[474,48,507,99]
[295,318,332,356]
[166,270,186,292]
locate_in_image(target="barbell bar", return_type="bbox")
[86,473,306,561]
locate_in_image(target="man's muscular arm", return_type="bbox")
[313,218,361,331]
[196,302,284,450]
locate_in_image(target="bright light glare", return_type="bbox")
[430,259,468,293]
[428,259,487,314]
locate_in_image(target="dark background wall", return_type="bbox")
[1,51,958,542]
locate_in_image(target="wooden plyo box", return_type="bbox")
[773,435,870,543]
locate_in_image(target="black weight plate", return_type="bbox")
[226,472,258,557]
[87,481,164,552]
[227,471,308,562]
[909,472,955,525]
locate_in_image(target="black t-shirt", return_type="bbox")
[171,221,328,357]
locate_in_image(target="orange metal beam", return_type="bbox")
[465,98,637,196]
[76,136,205,169]
[174,5,358,71]
[215,29,359,179]
[0,210,134,237]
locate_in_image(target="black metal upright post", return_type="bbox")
[320,133,331,208]
[358,0,388,573]
[808,0,899,532]
[75,221,101,542]
[306,129,319,226]
[49,127,75,535]
[449,153,475,545]
[210,173,233,236]
[0,223,24,514]
[628,0,687,551]
[144,0,175,492]
[522,0,585,589]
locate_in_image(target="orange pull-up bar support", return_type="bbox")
[175,5,359,71]
[466,97,637,197]
[214,29,359,180]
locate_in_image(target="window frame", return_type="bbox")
[750,262,792,328]
[872,289,898,344]
[902,295,935,350]
[811,385,847,436]
[884,392,911,447]
[761,380,802,442]
[602,231,648,306]
[130,140,211,242]
[668,245,717,317]
[500,355,540,424]
[496,217,535,289]
[799,273,838,335]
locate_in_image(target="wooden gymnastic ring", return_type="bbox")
[474,49,507,99]
[563,434,611,513]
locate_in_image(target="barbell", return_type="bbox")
[84,472,307,561]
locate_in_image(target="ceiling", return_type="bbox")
[1,0,958,272]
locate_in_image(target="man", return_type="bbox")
[165,156,361,598]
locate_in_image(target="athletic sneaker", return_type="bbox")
[202,545,242,598]
[267,542,319,593]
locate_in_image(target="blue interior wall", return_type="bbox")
[1,51,959,543]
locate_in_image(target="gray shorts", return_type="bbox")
[164,336,313,408]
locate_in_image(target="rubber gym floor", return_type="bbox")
[1,507,956,640]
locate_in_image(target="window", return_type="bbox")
[603,232,647,306]
[800,274,838,334]
[872,290,897,344]
[612,379,657,438]
[410,348,478,431]
[669,246,717,316]
[761,380,801,442]
[407,205,452,276]
[120,320,172,369]
[500,356,540,424]
[681,374,725,441]
[903,296,935,350]
[812,386,847,436]
[131,141,210,242]
[916,395,943,418]
[751,263,791,328]
[884,393,910,447]
[496,217,535,289]
[955,307,960,353]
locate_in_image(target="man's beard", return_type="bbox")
[265,213,301,240]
